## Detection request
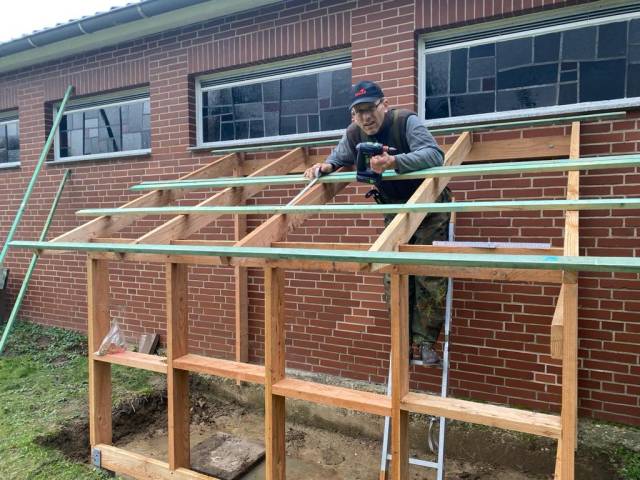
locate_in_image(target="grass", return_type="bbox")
[0,320,160,480]
[616,447,640,480]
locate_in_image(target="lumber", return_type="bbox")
[442,135,569,162]
[551,286,565,359]
[264,267,286,480]
[369,131,472,271]
[93,351,167,374]
[95,444,215,480]
[391,274,409,480]
[167,263,190,470]
[134,147,307,244]
[11,240,640,273]
[173,354,265,384]
[402,392,561,438]
[559,122,581,480]
[54,153,238,242]
[271,378,392,416]
[128,154,640,191]
[88,258,112,447]
[76,198,640,217]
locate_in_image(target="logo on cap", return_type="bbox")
[355,88,367,97]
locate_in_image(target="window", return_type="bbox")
[0,114,19,166]
[55,89,150,161]
[197,54,352,146]
[420,9,640,124]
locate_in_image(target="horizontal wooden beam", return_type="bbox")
[76,198,640,218]
[271,378,391,416]
[95,444,214,480]
[93,351,167,374]
[402,392,561,439]
[11,240,640,273]
[173,354,265,384]
[129,154,640,191]
[442,135,569,162]
[383,264,563,283]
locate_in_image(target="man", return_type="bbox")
[304,80,450,364]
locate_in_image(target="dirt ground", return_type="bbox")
[40,374,620,480]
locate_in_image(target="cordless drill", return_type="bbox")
[355,142,398,185]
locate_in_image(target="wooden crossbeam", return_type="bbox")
[134,148,308,244]
[93,351,167,374]
[53,153,239,242]
[12,240,640,273]
[271,378,392,416]
[402,392,561,438]
[128,153,640,191]
[76,198,640,217]
[369,132,472,272]
[173,354,265,384]
[441,135,569,162]
[95,444,214,480]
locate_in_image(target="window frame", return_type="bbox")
[418,9,640,127]
[195,61,352,148]
[0,114,20,169]
[52,91,151,164]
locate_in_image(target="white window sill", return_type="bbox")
[190,130,344,152]
[0,161,20,170]
[49,149,151,165]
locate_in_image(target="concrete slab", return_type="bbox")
[191,432,264,480]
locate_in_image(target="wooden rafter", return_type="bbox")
[368,131,472,271]
[134,148,308,244]
[53,153,239,242]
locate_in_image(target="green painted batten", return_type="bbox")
[9,241,640,273]
[130,154,640,191]
[76,198,640,217]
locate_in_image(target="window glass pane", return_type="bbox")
[0,125,7,163]
[0,121,19,164]
[424,18,640,120]
[57,99,149,158]
[201,65,352,143]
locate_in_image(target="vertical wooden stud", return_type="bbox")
[167,262,190,470]
[234,161,249,365]
[556,122,581,480]
[391,274,409,480]
[88,257,112,447]
[264,267,286,480]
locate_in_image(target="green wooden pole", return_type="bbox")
[0,85,74,267]
[75,198,640,217]
[0,169,72,354]
[9,240,640,274]
[130,154,640,191]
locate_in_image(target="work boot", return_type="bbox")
[420,342,440,365]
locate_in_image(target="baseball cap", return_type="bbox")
[349,80,384,109]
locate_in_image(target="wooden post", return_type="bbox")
[167,262,190,470]
[391,274,409,480]
[264,267,286,480]
[234,162,248,365]
[88,257,112,447]
[558,122,581,480]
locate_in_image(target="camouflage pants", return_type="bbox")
[383,194,450,346]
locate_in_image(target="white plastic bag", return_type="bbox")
[96,322,127,356]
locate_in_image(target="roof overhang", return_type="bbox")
[0,0,280,75]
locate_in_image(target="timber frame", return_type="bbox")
[10,114,640,480]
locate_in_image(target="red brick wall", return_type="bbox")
[2,0,639,426]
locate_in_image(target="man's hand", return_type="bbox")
[370,152,396,174]
[304,163,333,179]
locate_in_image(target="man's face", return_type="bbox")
[351,98,388,135]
